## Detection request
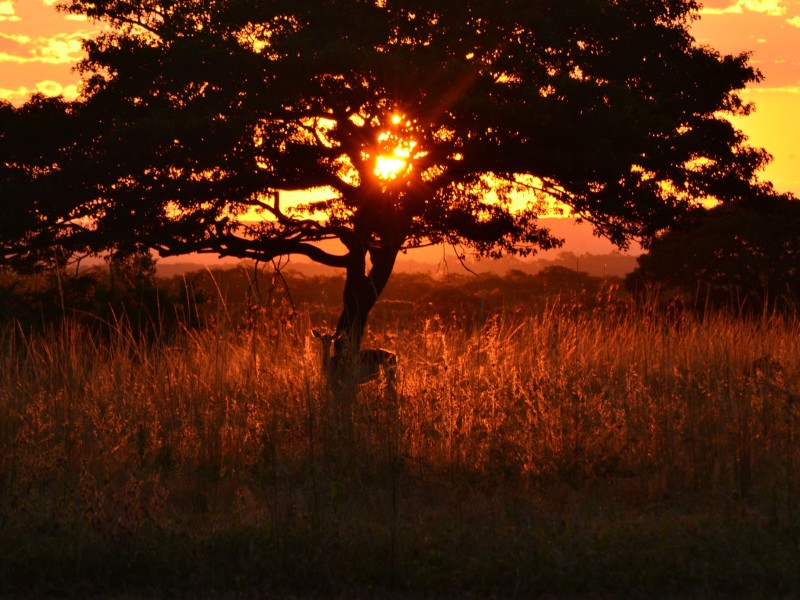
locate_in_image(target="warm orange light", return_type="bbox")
[372,112,422,180]
[375,153,409,179]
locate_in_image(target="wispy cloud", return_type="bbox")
[0,33,33,44]
[743,84,800,93]
[0,32,87,65]
[701,0,789,16]
[0,0,21,22]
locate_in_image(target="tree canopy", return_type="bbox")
[628,194,800,312]
[0,0,772,347]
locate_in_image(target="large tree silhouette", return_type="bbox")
[1,0,771,352]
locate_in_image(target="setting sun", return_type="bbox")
[374,149,412,179]
[373,114,419,180]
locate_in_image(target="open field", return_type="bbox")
[1,299,799,598]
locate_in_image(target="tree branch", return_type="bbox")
[151,231,350,269]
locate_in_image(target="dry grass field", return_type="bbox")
[1,297,799,597]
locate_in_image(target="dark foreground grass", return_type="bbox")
[2,497,798,598]
[3,468,799,599]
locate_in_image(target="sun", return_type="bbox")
[372,113,419,181]
[375,150,411,180]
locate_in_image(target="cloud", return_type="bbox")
[0,86,29,103]
[0,81,79,103]
[743,84,800,93]
[34,80,79,97]
[0,0,21,21]
[36,34,86,63]
[787,15,800,26]
[0,33,32,44]
[0,32,87,65]
[701,0,789,15]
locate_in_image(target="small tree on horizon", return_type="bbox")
[0,0,773,356]
[627,193,800,312]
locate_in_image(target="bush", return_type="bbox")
[0,254,198,334]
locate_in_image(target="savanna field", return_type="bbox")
[3,1,798,597]
[1,272,799,598]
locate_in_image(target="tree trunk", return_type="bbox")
[334,242,400,356]
[326,241,401,427]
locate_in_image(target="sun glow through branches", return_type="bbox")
[375,147,414,179]
[373,113,420,180]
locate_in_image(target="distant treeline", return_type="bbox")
[3,247,796,333]
[154,250,639,279]
[0,259,624,332]
[173,263,627,329]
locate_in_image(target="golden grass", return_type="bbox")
[1,302,799,595]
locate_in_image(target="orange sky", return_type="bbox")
[1,1,798,212]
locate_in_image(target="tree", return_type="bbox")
[1,0,771,355]
[627,194,800,312]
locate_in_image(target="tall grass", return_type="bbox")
[1,302,799,596]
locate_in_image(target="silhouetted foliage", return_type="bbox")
[2,261,625,334]
[1,0,771,350]
[627,195,800,312]
[0,253,199,334]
